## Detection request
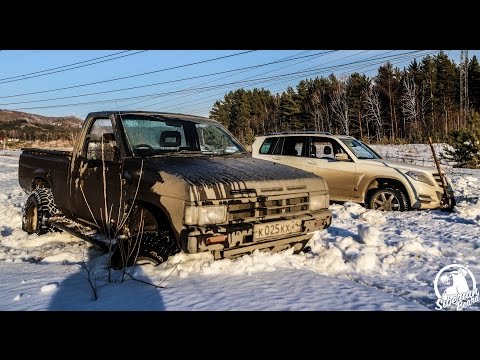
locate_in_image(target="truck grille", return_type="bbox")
[432,173,444,187]
[228,194,310,221]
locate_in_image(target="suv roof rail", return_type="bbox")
[263,131,332,136]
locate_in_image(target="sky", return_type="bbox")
[0,50,478,120]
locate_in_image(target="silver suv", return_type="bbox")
[252,132,455,211]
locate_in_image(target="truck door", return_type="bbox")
[70,117,121,232]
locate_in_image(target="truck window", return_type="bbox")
[85,118,117,162]
[120,116,244,156]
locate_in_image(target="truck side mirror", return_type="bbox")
[86,139,119,163]
[335,153,349,161]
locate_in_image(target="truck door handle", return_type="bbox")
[307,161,316,165]
[272,157,280,160]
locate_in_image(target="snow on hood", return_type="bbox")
[357,158,438,173]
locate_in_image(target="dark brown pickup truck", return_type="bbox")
[19,111,332,268]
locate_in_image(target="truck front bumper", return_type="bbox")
[180,209,332,259]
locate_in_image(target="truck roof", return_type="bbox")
[87,111,215,123]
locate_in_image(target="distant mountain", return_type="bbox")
[0,109,83,128]
[0,110,83,143]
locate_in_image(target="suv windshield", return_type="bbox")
[120,115,245,156]
[340,138,381,159]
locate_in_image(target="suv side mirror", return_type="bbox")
[335,153,349,161]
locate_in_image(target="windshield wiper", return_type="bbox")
[153,150,204,158]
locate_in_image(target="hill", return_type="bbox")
[0,110,83,144]
[0,109,83,128]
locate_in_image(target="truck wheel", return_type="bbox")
[22,188,58,235]
[110,205,180,269]
[110,231,180,269]
[368,187,408,211]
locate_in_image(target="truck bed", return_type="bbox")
[21,147,73,156]
[18,148,72,213]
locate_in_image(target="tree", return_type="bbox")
[375,62,402,141]
[346,73,369,139]
[363,84,383,141]
[443,129,480,168]
[401,74,419,140]
[331,79,349,135]
[207,52,480,147]
[469,55,480,112]
[278,87,303,131]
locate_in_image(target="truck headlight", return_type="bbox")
[310,194,327,211]
[405,171,434,186]
[184,205,227,225]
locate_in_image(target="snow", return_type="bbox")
[40,283,59,293]
[1,146,480,311]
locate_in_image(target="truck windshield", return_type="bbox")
[340,138,382,159]
[121,116,245,156]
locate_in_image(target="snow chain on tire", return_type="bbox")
[22,188,58,235]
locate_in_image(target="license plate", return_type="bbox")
[253,219,302,240]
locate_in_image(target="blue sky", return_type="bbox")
[0,50,477,119]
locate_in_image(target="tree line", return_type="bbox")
[210,52,480,145]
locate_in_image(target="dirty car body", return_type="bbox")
[19,112,332,264]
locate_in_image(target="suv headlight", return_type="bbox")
[310,194,327,211]
[405,171,434,186]
[185,204,227,225]
[445,175,455,191]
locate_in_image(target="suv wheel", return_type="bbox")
[368,187,408,211]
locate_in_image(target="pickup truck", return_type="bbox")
[19,111,332,268]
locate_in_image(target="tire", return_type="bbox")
[368,187,408,211]
[110,205,180,269]
[22,188,58,235]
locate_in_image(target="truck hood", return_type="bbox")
[356,158,438,173]
[144,155,326,201]
[146,155,319,185]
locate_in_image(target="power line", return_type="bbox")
[146,50,408,112]
[123,50,322,108]
[0,51,334,106]
[166,51,435,115]
[12,51,427,111]
[142,49,363,111]
[0,51,148,85]
[0,50,256,98]
[0,50,131,82]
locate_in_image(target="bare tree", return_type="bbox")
[309,89,332,132]
[331,81,349,135]
[362,84,383,141]
[419,84,429,133]
[401,75,419,138]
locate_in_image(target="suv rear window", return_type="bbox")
[260,138,278,154]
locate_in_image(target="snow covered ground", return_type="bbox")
[1,146,479,311]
